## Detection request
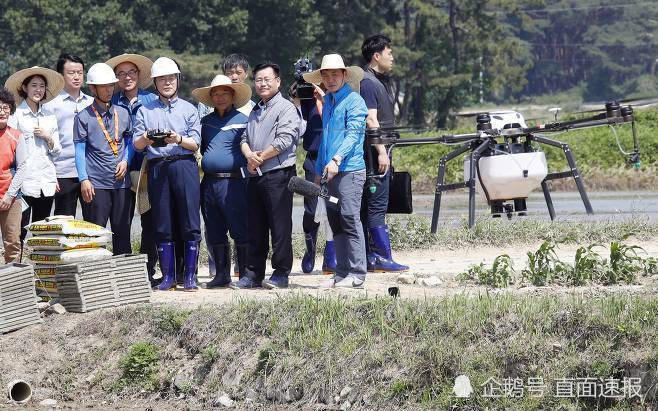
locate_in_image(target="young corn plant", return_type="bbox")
[460,255,515,288]
[521,241,561,286]
[569,244,605,286]
[605,240,645,284]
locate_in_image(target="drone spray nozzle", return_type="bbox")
[476,114,492,131]
[605,101,621,118]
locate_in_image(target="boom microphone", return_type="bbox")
[287,176,338,204]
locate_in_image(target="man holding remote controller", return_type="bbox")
[132,57,202,292]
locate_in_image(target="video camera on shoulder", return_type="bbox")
[292,57,315,100]
[146,129,171,147]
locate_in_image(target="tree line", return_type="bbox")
[2,0,656,127]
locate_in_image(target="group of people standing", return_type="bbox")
[0,33,408,290]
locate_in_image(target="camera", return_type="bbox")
[292,57,315,100]
[147,129,171,147]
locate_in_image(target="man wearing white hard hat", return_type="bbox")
[105,53,165,286]
[192,75,251,288]
[133,57,202,292]
[302,54,369,288]
[73,63,133,255]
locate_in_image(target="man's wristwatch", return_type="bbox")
[332,156,342,166]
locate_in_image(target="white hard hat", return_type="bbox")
[87,63,119,85]
[151,57,181,78]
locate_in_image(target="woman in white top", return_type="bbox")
[4,67,64,237]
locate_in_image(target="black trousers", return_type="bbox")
[20,193,54,241]
[54,177,81,217]
[244,166,295,281]
[81,188,132,255]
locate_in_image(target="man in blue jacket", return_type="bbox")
[303,54,368,288]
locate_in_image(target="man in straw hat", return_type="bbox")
[302,54,369,288]
[192,75,251,288]
[73,63,133,255]
[133,57,202,292]
[105,53,164,286]
[360,34,408,273]
[44,53,93,217]
[231,62,301,290]
[5,66,64,237]
[197,53,255,119]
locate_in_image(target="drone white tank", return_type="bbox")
[464,152,548,200]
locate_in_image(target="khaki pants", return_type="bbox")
[0,199,22,263]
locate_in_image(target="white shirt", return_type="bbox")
[43,90,93,178]
[7,101,61,197]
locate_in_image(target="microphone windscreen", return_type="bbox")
[287,176,321,198]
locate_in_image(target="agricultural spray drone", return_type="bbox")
[365,101,640,232]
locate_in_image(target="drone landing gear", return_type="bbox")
[430,135,593,233]
[531,135,593,220]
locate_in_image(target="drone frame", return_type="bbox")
[365,102,638,232]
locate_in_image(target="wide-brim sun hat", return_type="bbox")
[303,54,364,93]
[105,53,154,89]
[4,66,65,104]
[192,74,252,109]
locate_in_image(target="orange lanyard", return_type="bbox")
[91,105,119,156]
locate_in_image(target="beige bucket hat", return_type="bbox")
[4,67,64,103]
[303,54,364,93]
[105,53,154,89]
[192,74,252,109]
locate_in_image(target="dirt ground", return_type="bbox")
[155,239,658,307]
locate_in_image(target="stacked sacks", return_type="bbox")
[0,263,42,334]
[25,216,112,301]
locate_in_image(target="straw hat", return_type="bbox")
[192,75,252,109]
[303,54,364,93]
[105,53,153,89]
[4,66,64,104]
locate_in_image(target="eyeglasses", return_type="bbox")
[117,69,138,78]
[254,77,279,85]
[0,105,11,113]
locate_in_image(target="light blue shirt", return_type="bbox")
[316,83,367,175]
[43,90,93,178]
[111,89,158,171]
[133,96,201,159]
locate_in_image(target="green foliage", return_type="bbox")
[461,254,515,288]
[152,307,191,336]
[119,342,159,390]
[2,1,654,126]
[462,239,656,288]
[521,240,561,286]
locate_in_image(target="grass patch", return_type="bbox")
[46,295,658,408]
[387,214,658,251]
[118,342,160,391]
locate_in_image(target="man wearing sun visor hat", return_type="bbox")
[73,63,133,255]
[132,57,202,292]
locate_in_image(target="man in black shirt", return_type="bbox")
[359,34,408,272]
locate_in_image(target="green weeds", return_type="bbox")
[118,342,160,391]
[461,239,658,287]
